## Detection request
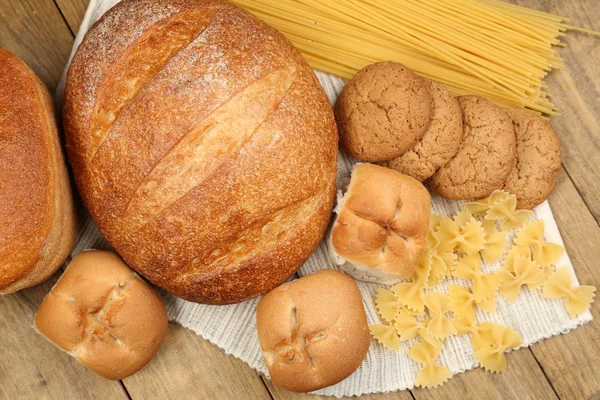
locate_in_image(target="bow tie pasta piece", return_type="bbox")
[428,213,444,249]
[369,323,400,351]
[543,267,597,318]
[515,220,564,268]
[392,252,431,313]
[406,341,452,388]
[374,288,402,322]
[473,322,523,373]
[448,285,496,321]
[498,255,544,303]
[453,254,503,302]
[485,195,534,231]
[454,209,475,228]
[435,217,485,255]
[448,285,477,321]
[394,310,442,348]
[503,245,532,273]
[435,217,460,252]
[464,190,510,216]
[424,292,458,339]
[481,220,508,263]
[456,218,486,256]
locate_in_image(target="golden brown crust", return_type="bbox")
[256,270,370,392]
[330,164,431,280]
[0,47,76,295]
[503,110,562,209]
[429,95,517,200]
[335,62,433,162]
[63,0,337,304]
[35,251,168,380]
[381,81,464,181]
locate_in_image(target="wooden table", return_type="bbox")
[1,0,599,399]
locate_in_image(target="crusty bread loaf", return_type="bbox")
[0,47,77,295]
[35,251,168,380]
[256,270,370,392]
[63,0,338,304]
[328,164,431,284]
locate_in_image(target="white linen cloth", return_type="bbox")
[57,1,593,396]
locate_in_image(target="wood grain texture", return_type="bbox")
[55,0,90,34]
[529,168,600,400]
[121,324,272,399]
[0,272,129,400]
[263,378,415,400]
[0,0,73,92]
[411,349,558,400]
[0,0,599,399]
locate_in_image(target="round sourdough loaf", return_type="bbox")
[63,0,338,304]
[0,47,76,295]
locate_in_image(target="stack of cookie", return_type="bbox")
[335,62,562,210]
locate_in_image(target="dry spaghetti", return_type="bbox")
[233,0,599,115]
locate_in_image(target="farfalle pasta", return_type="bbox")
[543,267,597,318]
[464,190,510,216]
[473,322,523,373]
[486,195,534,231]
[515,220,564,268]
[406,341,452,388]
[481,220,508,263]
[374,288,402,322]
[448,285,496,321]
[394,310,442,348]
[435,216,485,256]
[392,252,431,313]
[498,254,544,303]
[369,323,400,351]
[453,254,503,302]
[423,292,458,339]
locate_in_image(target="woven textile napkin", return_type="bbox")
[57,1,593,396]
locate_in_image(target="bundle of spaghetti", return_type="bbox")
[233,0,600,115]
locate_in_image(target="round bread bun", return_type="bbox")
[380,81,464,182]
[502,109,562,209]
[328,163,431,284]
[335,62,434,162]
[429,95,517,200]
[256,270,369,392]
[34,250,168,380]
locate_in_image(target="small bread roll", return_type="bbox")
[256,270,369,392]
[328,164,431,284]
[35,251,168,380]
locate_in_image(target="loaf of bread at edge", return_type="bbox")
[0,47,77,295]
[63,0,338,304]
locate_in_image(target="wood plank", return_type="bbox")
[0,271,129,400]
[0,0,74,92]
[263,377,415,400]
[121,324,272,399]
[512,0,600,224]
[527,169,600,399]
[411,348,558,400]
[55,0,90,34]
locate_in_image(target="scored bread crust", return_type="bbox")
[329,164,431,283]
[0,47,76,295]
[35,251,168,380]
[63,0,338,304]
[256,270,370,392]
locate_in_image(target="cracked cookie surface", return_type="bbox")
[429,95,517,200]
[381,81,464,181]
[335,62,434,162]
[502,109,562,209]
